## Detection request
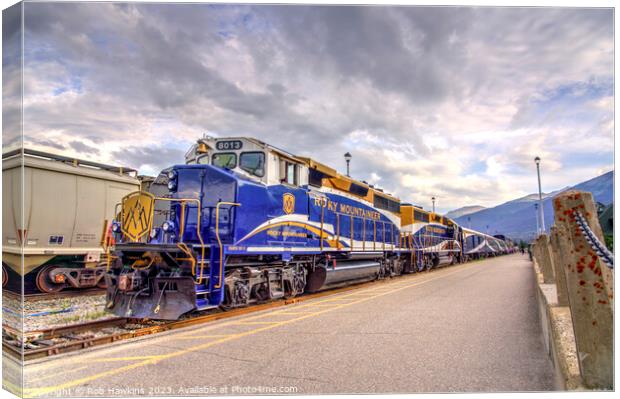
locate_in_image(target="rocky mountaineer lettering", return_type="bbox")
[312,195,380,220]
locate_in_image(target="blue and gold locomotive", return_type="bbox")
[105,137,509,319]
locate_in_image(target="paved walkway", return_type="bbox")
[16,253,554,396]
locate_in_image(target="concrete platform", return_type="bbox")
[17,254,554,397]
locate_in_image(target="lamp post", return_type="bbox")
[534,156,545,234]
[344,152,352,177]
[534,203,540,235]
[431,196,436,213]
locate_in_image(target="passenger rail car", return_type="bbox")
[104,137,510,319]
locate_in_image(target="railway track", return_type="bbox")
[2,274,413,362]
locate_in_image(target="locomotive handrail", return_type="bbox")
[336,213,341,249]
[320,202,325,251]
[382,221,386,250]
[362,217,366,251]
[214,201,241,289]
[349,215,354,250]
[151,196,207,283]
[115,194,207,281]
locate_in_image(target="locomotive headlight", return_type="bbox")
[162,220,175,233]
[167,169,178,191]
[111,222,121,233]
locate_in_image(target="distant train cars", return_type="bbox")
[2,149,140,293]
[104,137,513,319]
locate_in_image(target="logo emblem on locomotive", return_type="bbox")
[121,191,155,241]
[283,193,295,214]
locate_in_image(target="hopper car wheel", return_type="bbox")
[96,268,108,289]
[36,265,66,293]
[2,264,7,287]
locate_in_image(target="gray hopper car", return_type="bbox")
[2,149,140,293]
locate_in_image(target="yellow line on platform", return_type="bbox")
[276,311,316,315]
[174,334,233,340]
[72,355,163,363]
[25,262,481,397]
[26,367,89,384]
[306,303,342,308]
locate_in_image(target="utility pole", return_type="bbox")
[534,203,540,235]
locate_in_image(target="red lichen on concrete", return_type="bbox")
[579,280,586,286]
[598,300,608,305]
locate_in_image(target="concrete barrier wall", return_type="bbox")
[532,190,613,391]
[533,259,582,390]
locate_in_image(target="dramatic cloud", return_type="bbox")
[14,3,613,212]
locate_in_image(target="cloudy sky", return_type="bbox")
[3,3,614,213]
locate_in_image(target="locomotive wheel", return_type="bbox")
[36,265,66,293]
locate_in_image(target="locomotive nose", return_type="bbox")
[118,191,157,242]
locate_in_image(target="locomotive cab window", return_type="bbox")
[279,159,298,186]
[212,152,237,169]
[196,154,209,165]
[239,152,265,177]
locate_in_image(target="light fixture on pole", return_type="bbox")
[534,156,545,234]
[344,152,352,177]
[431,196,436,213]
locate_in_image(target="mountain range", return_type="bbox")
[445,205,486,219]
[451,170,613,242]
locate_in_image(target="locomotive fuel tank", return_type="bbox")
[305,258,381,292]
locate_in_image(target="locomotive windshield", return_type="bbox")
[196,154,209,164]
[239,152,265,177]
[212,152,237,169]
